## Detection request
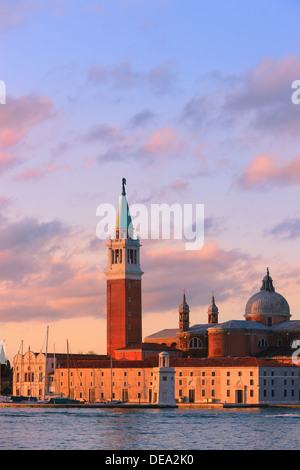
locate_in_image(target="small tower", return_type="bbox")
[179,292,190,333]
[208,294,219,324]
[152,352,176,406]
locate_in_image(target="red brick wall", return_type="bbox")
[107,279,142,357]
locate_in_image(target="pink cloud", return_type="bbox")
[248,55,300,97]
[141,239,260,315]
[0,94,55,149]
[237,153,300,189]
[143,126,184,155]
[0,152,17,172]
[0,214,105,322]
[0,0,67,34]
[16,163,69,181]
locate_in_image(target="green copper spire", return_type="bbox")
[115,178,134,239]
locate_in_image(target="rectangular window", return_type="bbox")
[128,249,135,264]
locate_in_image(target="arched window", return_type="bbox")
[258,338,268,348]
[189,337,202,349]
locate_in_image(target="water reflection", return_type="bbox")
[0,407,300,450]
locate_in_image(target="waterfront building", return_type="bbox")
[11,179,300,406]
[13,348,50,400]
[43,355,299,406]
[12,351,106,400]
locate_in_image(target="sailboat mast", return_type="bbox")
[44,326,49,400]
[53,343,56,394]
[111,355,113,401]
[67,340,70,399]
[110,283,113,402]
[28,345,31,398]
[20,340,23,397]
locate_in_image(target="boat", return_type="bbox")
[11,395,38,403]
[106,399,125,405]
[48,396,83,404]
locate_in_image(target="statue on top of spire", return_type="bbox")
[122,177,126,195]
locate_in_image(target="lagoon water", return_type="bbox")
[0,406,299,450]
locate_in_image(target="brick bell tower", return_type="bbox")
[106,178,143,358]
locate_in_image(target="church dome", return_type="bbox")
[244,268,290,325]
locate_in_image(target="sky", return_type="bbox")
[1,0,300,362]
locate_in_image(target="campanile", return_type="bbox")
[105,179,143,358]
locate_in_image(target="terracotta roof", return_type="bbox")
[57,355,160,369]
[56,353,107,360]
[170,356,298,368]
[115,342,179,351]
[55,354,298,370]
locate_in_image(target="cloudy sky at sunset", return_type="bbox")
[1,0,300,361]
